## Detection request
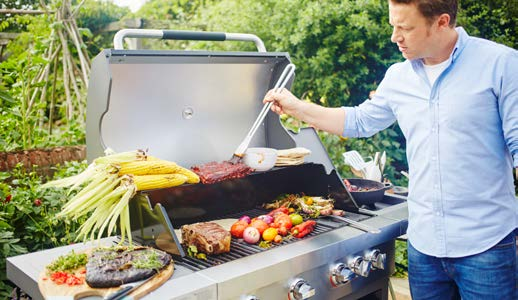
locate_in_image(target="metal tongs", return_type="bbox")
[229,63,296,164]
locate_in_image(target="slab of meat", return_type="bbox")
[181,222,231,255]
[85,246,172,288]
[191,161,253,184]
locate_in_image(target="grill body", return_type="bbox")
[7,31,408,300]
[84,31,409,300]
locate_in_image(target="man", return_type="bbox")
[263,0,518,299]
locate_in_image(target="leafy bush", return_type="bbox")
[458,0,517,49]
[0,12,87,152]
[0,161,87,298]
[393,239,409,278]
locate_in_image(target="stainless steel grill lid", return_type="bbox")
[86,30,335,173]
[87,50,295,166]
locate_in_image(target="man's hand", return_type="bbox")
[263,88,304,117]
[263,88,346,136]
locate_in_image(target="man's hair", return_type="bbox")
[390,0,458,26]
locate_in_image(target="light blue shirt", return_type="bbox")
[343,27,518,257]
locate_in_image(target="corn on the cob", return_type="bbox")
[133,174,188,191]
[175,167,200,184]
[40,149,199,246]
[119,158,200,184]
[118,160,183,176]
[94,149,147,165]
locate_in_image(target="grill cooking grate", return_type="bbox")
[174,207,342,271]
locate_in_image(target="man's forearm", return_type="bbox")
[296,102,346,136]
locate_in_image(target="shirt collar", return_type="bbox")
[452,26,469,62]
[410,26,469,71]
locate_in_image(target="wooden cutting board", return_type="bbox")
[38,258,173,300]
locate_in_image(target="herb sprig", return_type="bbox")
[46,250,87,273]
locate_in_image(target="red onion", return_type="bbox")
[238,215,251,224]
[256,214,274,225]
[243,227,260,244]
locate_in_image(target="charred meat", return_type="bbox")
[181,222,231,254]
[85,246,172,288]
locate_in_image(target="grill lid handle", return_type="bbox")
[113,29,267,52]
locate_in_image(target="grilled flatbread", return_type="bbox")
[275,147,311,166]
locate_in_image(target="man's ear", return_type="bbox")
[437,13,451,29]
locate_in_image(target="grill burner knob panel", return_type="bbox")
[365,249,387,270]
[329,263,356,287]
[348,256,371,277]
[289,278,316,300]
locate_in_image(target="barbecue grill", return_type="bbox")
[6,30,408,300]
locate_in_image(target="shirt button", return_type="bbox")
[436,212,441,216]
[431,156,437,161]
[434,184,439,189]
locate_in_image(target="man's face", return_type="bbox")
[389,1,437,60]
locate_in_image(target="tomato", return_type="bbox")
[262,228,278,241]
[273,213,292,229]
[230,220,248,238]
[250,219,269,234]
[273,235,283,243]
[50,271,84,286]
[304,196,313,205]
[289,213,303,226]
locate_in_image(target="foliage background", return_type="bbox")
[0,0,517,296]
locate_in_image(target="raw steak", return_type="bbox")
[85,246,172,288]
[181,222,231,254]
[191,161,253,184]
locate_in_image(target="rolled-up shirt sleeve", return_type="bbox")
[342,84,397,138]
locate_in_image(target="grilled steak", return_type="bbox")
[85,246,172,288]
[191,161,253,184]
[181,222,231,254]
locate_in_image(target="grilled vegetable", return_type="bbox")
[238,215,251,224]
[230,220,248,238]
[272,213,292,230]
[256,214,273,225]
[243,227,260,244]
[291,220,317,238]
[267,207,290,217]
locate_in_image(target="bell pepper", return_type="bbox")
[290,220,317,238]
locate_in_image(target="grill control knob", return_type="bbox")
[240,295,260,300]
[348,256,371,277]
[365,249,387,270]
[329,263,356,287]
[289,278,316,300]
